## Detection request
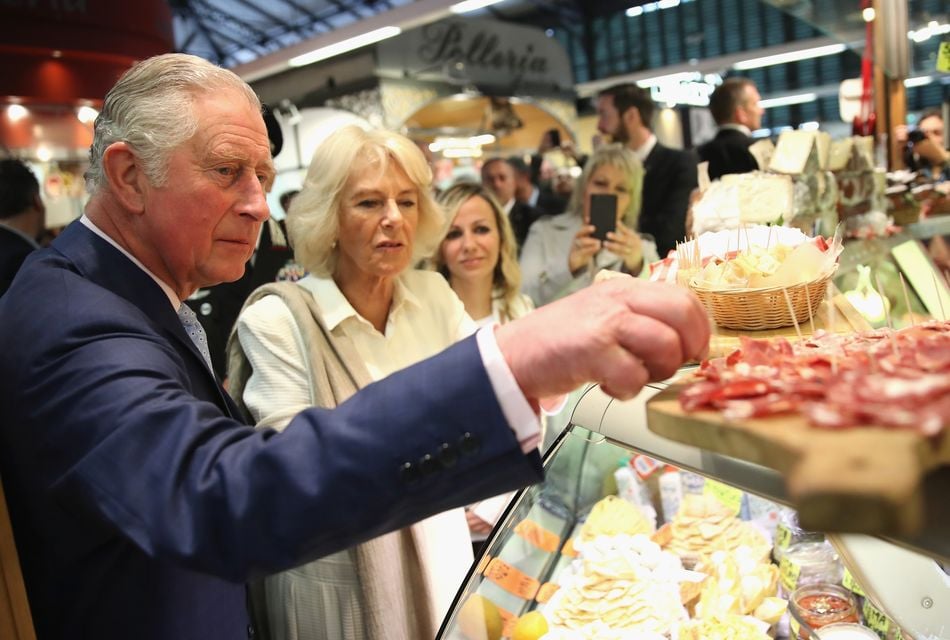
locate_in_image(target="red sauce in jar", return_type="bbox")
[792,585,859,639]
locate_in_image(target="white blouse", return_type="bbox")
[236,269,478,624]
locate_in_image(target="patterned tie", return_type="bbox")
[177,303,215,373]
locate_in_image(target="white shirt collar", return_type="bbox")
[720,123,752,136]
[80,215,181,310]
[634,134,657,163]
[502,198,515,214]
[527,186,540,208]
[0,221,40,250]
[297,273,421,333]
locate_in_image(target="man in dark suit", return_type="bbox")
[597,84,698,257]
[481,157,543,252]
[0,54,709,640]
[510,155,567,217]
[0,159,45,295]
[698,77,764,181]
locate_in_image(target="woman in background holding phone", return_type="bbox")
[519,143,658,306]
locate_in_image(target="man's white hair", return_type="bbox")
[85,53,261,194]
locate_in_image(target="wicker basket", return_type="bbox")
[689,272,834,331]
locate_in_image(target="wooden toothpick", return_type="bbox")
[783,288,804,342]
[932,270,946,322]
[898,272,916,327]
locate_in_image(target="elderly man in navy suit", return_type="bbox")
[698,77,765,181]
[597,83,698,257]
[0,54,709,640]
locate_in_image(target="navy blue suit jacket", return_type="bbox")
[697,128,759,182]
[640,142,698,257]
[0,221,543,640]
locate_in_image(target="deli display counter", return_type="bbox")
[436,381,950,640]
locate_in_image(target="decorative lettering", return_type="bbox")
[417,21,548,85]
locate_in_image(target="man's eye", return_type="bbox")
[216,166,237,177]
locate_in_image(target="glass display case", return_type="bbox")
[437,382,950,640]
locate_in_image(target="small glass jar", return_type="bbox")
[791,584,860,639]
[813,622,879,640]
[781,540,843,595]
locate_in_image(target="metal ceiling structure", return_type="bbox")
[166,0,634,70]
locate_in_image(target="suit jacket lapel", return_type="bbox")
[53,221,241,418]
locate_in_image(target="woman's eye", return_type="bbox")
[475,225,492,234]
[357,199,381,208]
[445,229,462,240]
[399,200,417,208]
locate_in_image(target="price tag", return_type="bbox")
[775,523,793,551]
[862,600,891,637]
[536,582,560,604]
[561,537,578,558]
[497,604,516,638]
[938,41,950,73]
[704,479,743,516]
[514,519,560,553]
[779,556,802,593]
[632,454,660,479]
[474,553,492,576]
[483,558,540,600]
[842,568,866,597]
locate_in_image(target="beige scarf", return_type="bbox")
[228,282,435,640]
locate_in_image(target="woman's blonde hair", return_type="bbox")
[433,182,523,323]
[565,143,644,227]
[287,125,445,276]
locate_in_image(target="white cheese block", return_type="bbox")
[815,131,831,171]
[828,138,853,172]
[722,172,794,224]
[769,130,819,175]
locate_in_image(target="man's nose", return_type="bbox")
[241,174,270,222]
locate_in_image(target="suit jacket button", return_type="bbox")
[400,461,420,484]
[419,453,439,477]
[437,443,457,468]
[458,432,481,456]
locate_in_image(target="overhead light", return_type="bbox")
[627,0,690,17]
[904,75,934,88]
[77,105,98,124]
[450,0,505,14]
[635,71,701,87]
[6,104,28,122]
[759,92,817,109]
[732,43,847,70]
[470,134,496,146]
[36,145,53,162]
[908,21,950,43]
[289,26,401,67]
[442,147,483,158]
[862,7,875,22]
[799,121,820,131]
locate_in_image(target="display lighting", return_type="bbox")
[429,134,495,154]
[799,121,821,131]
[758,92,816,109]
[732,44,847,70]
[904,75,934,88]
[36,146,52,162]
[289,26,401,67]
[442,147,483,158]
[626,0,693,18]
[6,103,28,122]
[450,0,506,14]
[908,21,950,43]
[77,105,99,124]
[862,7,875,22]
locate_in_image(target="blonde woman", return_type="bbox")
[519,143,659,306]
[229,126,475,640]
[433,182,533,326]
[433,182,535,539]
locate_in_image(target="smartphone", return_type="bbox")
[589,193,617,242]
[548,128,561,147]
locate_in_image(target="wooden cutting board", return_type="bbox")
[647,386,950,536]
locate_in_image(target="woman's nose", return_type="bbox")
[381,199,403,226]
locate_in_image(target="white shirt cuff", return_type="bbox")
[475,326,542,453]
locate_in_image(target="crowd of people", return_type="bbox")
[0,50,946,640]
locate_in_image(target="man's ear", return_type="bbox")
[622,107,641,131]
[101,142,150,213]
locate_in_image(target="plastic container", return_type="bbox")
[813,622,879,639]
[780,540,843,595]
[658,466,682,524]
[790,584,860,639]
